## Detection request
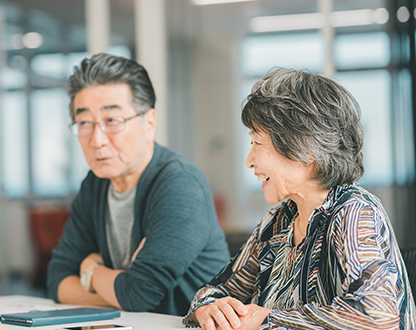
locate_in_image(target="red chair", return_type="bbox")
[29,206,70,288]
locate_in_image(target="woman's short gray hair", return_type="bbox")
[242,68,364,189]
[68,53,156,120]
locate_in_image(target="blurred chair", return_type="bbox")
[29,206,70,289]
[400,244,416,301]
[225,232,251,258]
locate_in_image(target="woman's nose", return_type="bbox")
[245,147,255,169]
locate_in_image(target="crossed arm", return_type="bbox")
[57,239,145,309]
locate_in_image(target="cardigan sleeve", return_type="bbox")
[46,172,100,302]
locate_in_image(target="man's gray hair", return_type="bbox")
[68,53,156,120]
[242,68,364,189]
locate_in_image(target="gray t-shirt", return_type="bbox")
[106,183,137,270]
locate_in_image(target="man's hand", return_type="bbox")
[59,253,122,308]
[130,237,146,266]
[80,253,104,276]
[193,297,248,330]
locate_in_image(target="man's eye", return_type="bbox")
[78,121,88,127]
[105,118,120,125]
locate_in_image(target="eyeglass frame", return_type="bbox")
[69,113,143,137]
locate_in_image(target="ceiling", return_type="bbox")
[1,0,386,30]
[0,0,387,55]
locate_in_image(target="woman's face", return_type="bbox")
[246,128,314,205]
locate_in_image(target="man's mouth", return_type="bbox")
[257,174,270,183]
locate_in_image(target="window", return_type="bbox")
[335,70,393,186]
[0,0,133,198]
[241,32,325,77]
[392,69,415,185]
[31,89,71,196]
[0,3,94,198]
[333,32,390,69]
[1,91,29,197]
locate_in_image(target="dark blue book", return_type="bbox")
[0,307,121,327]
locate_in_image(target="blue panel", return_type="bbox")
[241,32,325,77]
[334,32,390,69]
[1,91,30,197]
[335,70,393,187]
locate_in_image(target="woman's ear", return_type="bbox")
[307,157,315,166]
[306,157,317,178]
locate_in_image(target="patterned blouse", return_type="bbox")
[183,184,416,330]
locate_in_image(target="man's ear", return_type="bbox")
[144,108,157,142]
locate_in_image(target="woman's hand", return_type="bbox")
[193,297,248,330]
[238,304,272,330]
[193,299,272,330]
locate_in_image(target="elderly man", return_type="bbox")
[47,53,229,316]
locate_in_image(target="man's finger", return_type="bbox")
[138,237,146,250]
[130,237,146,263]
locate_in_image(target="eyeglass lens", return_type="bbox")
[71,118,125,136]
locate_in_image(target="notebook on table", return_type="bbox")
[0,307,121,327]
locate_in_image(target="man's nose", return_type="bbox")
[90,124,109,148]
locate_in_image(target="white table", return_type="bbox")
[0,296,184,330]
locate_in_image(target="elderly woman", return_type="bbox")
[182,68,416,330]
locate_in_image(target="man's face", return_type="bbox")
[73,83,156,185]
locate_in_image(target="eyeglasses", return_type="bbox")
[69,113,143,137]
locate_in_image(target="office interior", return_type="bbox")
[0,0,415,298]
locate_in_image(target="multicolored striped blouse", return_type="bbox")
[183,183,416,329]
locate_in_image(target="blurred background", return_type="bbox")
[0,0,415,298]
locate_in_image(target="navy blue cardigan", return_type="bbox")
[47,143,230,315]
